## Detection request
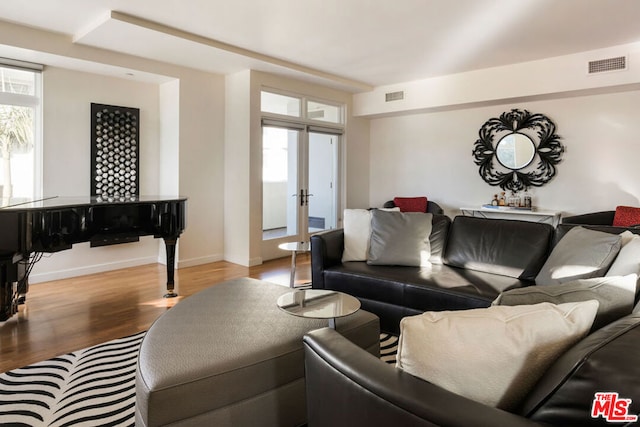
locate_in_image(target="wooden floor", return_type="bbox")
[0,254,310,373]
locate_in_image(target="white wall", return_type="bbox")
[175,71,226,267]
[31,66,226,281]
[355,42,640,117]
[368,90,640,218]
[32,66,163,282]
[224,70,253,265]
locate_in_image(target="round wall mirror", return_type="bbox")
[472,109,564,192]
[495,133,535,170]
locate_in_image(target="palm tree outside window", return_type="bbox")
[0,64,42,200]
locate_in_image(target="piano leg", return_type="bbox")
[17,260,28,304]
[163,237,178,298]
[0,258,19,321]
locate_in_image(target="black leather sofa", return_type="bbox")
[311,215,555,333]
[307,214,640,425]
[303,312,640,426]
[563,210,640,231]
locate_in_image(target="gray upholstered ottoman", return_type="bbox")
[135,277,380,426]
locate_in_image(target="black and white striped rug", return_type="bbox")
[0,332,144,427]
[0,332,397,426]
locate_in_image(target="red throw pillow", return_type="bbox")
[393,196,428,213]
[613,206,640,227]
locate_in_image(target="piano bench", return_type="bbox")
[134,277,380,427]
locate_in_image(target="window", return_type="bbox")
[0,63,42,200]
[306,100,342,124]
[261,91,301,118]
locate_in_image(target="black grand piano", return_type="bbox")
[0,196,187,321]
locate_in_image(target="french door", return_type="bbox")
[262,121,341,259]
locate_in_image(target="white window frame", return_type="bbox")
[261,88,345,128]
[0,60,43,199]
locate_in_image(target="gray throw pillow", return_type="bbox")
[493,274,638,331]
[367,210,432,267]
[535,227,622,285]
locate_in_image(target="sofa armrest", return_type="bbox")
[555,223,640,246]
[562,211,615,225]
[303,328,542,427]
[311,229,344,289]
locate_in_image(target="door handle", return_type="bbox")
[291,190,304,206]
[304,190,314,206]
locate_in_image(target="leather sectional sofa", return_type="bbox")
[311,215,556,334]
[304,312,640,426]
[306,214,640,426]
[312,214,640,334]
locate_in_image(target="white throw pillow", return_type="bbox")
[342,209,372,262]
[606,234,640,277]
[396,301,599,411]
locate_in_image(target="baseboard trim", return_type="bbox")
[29,256,159,284]
[177,254,224,269]
[30,253,230,284]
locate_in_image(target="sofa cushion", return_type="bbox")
[367,210,432,267]
[607,233,640,277]
[393,196,427,212]
[342,208,401,262]
[443,216,553,280]
[522,313,640,425]
[613,205,640,227]
[396,301,598,411]
[535,226,621,285]
[342,209,372,262]
[493,274,638,331]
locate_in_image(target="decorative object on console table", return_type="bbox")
[472,109,564,192]
[90,103,140,201]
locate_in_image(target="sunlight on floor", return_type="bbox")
[139,296,184,308]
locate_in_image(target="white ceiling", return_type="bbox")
[1,0,639,91]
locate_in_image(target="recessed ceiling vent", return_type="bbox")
[385,91,405,102]
[588,56,627,74]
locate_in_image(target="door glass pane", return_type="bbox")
[261,91,301,117]
[263,126,299,240]
[308,132,337,234]
[307,100,342,124]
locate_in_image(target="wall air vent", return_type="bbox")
[588,56,627,74]
[385,91,405,102]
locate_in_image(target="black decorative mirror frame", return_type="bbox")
[472,109,564,192]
